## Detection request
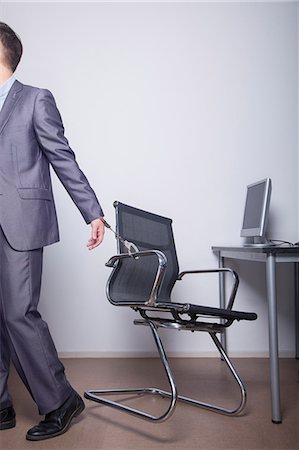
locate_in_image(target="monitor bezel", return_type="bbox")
[240,178,272,238]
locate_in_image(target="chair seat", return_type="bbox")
[155,301,257,321]
[184,303,257,321]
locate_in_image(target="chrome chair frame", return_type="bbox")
[85,250,247,422]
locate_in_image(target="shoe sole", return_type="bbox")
[25,400,85,441]
[0,418,16,430]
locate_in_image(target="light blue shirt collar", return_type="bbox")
[0,74,16,98]
[0,75,16,113]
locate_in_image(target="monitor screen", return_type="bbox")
[240,178,272,239]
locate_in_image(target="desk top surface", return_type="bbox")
[212,245,299,255]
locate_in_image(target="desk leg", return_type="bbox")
[295,262,299,359]
[218,255,227,351]
[266,254,281,424]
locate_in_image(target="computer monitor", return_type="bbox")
[240,178,272,246]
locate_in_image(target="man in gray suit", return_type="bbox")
[0,23,105,441]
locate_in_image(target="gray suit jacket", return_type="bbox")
[0,80,104,251]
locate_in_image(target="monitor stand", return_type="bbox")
[242,236,273,247]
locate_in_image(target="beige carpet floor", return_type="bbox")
[0,357,298,450]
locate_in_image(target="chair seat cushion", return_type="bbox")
[185,303,257,321]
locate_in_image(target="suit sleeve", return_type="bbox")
[33,88,104,223]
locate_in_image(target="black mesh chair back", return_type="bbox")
[108,201,179,305]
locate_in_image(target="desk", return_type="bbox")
[212,246,299,423]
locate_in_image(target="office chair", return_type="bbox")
[85,202,257,422]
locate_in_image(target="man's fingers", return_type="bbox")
[92,227,98,240]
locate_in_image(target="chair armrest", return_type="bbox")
[105,250,166,267]
[177,268,239,310]
[105,250,167,307]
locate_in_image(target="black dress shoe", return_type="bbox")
[0,406,16,430]
[26,391,85,441]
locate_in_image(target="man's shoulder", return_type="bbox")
[15,81,59,111]
[15,80,50,93]
[17,80,53,98]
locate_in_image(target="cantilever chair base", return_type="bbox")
[84,319,247,422]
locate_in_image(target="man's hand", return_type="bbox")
[87,218,105,250]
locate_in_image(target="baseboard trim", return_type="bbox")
[58,351,295,358]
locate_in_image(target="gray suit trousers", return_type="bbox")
[0,226,72,414]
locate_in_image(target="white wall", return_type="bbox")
[1,2,298,356]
